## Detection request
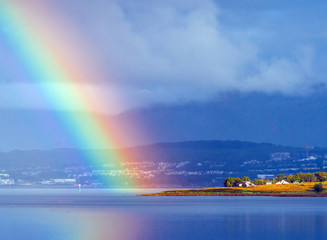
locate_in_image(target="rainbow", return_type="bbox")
[0,2,142,186]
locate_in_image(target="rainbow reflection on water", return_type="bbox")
[1,188,327,240]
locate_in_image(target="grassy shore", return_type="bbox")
[141,182,327,197]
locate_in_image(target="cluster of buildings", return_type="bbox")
[0,173,14,185]
[0,150,326,187]
[238,180,289,188]
[239,181,256,187]
[41,179,76,185]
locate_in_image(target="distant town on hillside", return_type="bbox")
[0,140,326,188]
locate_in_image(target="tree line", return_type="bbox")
[224,171,326,187]
[274,172,326,183]
[223,176,267,187]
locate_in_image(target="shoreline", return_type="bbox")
[140,192,327,197]
[140,183,327,197]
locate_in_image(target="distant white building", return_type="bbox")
[257,174,275,180]
[266,182,272,185]
[42,179,77,185]
[0,179,14,185]
[242,181,256,187]
[270,152,290,161]
[276,180,289,185]
[242,181,251,187]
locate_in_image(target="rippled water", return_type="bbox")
[0,188,326,240]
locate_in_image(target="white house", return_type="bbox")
[266,182,272,185]
[242,181,251,187]
[242,181,256,187]
[276,180,289,185]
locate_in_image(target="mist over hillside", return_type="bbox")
[118,92,327,148]
[2,92,327,151]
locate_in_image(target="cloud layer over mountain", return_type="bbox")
[0,0,326,113]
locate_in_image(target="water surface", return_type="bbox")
[0,188,325,240]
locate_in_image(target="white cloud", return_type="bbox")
[0,0,323,113]
[75,0,318,95]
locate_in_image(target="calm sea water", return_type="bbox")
[0,188,326,240]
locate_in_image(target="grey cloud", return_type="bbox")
[84,2,317,80]
[76,0,320,109]
[1,0,325,113]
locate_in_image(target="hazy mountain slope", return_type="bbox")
[1,92,327,151]
[0,140,310,170]
[117,93,327,147]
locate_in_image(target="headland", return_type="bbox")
[141,182,327,197]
